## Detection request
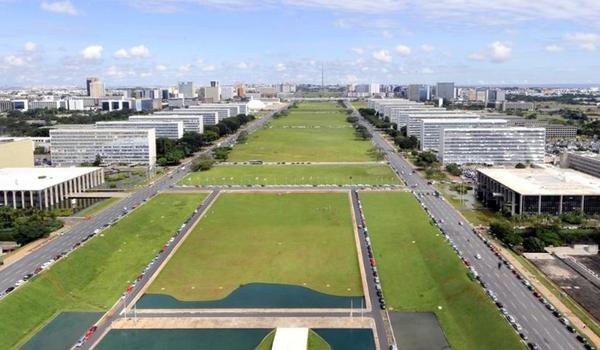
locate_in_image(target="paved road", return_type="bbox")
[345,101,585,350]
[0,106,284,295]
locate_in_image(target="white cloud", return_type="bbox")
[114,45,151,59]
[469,41,512,63]
[155,64,168,71]
[113,49,130,59]
[342,74,359,83]
[237,62,249,69]
[4,55,26,67]
[201,64,216,72]
[395,44,411,56]
[275,63,287,71]
[545,44,563,53]
[352,47,365,55]
[372,49,392,63]
[489,41,512,62]
[129,45,151,58]
[420,44,434,53]
[421,67,434,74]
[178,64,192,73]
[41,1,78,16]
[24,42,37,52]
[565,32,599,51]
[80,45,103,60]
[382,30,393,39]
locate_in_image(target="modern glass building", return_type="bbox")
[439,127,545,165]
[50,128,156,167]
[96,121,184,139]
[420,118,507,151]
[477,167,600,215]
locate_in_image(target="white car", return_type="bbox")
[475,254,482,260]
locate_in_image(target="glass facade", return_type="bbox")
[522,196,539,214]
[562,195,582,213]
[540,196,561,215]
[584,196,600,215]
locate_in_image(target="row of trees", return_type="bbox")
[358,108,391,129]
[346,112,372,140]
[0,208,63,245]
[489,216,600,252]
[205,114,256,137]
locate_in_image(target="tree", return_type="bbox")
[214,147,230,161]
[346,116,358,123]
[394,135,418,150]
[237,130,248,144]
[367,146,385,161]
[191,154,215,171]
[515,163,527,169]
[203,130,219,143]
[414,151,437,167]
[92,154,102,166]
[523,236,546,252]
[445,163,462,176]
[489,220,514,241]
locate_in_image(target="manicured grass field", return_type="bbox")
[255,330,331,350]
[351,101,368,110]
[180,164,400,186]
[228,102,374,162]
[147,192,362,301]
[360,192,524,350]
[0,193,205,350]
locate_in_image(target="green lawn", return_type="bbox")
[229,102,374,162]
[351,101,368,110]
[255,330,331,350]
[0,193,205,350]
[360,192,524,350]
[75,197,120,217]
[148,192,362,301]
[180,164,400,186]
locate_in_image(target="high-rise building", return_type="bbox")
[439,127,545,165]
[50,128,157,167]
[436,82,455,101]
[129,115,205,133]
[95,121,184,139]
[178,81,195,98]
[407,84,430,102]
[86,77,105,98]
[420,118,508,151]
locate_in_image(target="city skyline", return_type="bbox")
[1,0,600,86]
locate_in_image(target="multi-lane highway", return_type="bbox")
[345,100,586,350]
[0,106,285,294]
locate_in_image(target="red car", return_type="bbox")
[85,325,97,339]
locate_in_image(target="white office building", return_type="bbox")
[439,127,546,165]
[129,115,204,133]
[420,118,507,151]
[407,113,479,138]
[186,106,232,119]
[154,110,220,125]
[95,121,184,139]
[50,128,156,167]
[0,167,104,209]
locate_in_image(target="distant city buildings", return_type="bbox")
[86,77,105,98]
[435,82,455,101]
[178,81,195,98]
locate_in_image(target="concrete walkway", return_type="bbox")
[272,328,308,350]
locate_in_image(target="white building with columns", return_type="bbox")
[0,167,104,209]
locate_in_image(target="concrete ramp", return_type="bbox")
[272,327,309,350]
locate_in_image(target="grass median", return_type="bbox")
[180,164,399,186]
[360,192,524,350]
[0,193,205,350]
[147,192,362,301]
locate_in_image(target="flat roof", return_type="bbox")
[0,167,101,191]
[570,152,600,160]
[422,118,507,124]
[478,167,600,196]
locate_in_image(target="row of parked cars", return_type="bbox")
[72,199,204,349]
[353,191,386,311]
[471,228,597,350]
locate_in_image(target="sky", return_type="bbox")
[1,0,600,87]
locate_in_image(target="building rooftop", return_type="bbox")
[0,167,100,191]
[422,118,506,124]
[570,151,600,160]
[478,167,600,196]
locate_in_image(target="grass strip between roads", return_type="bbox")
[147,192,362,301]
[360,192,524,350]
[180,164,399,186]
[228,102,375,162]
[0,193,205,350]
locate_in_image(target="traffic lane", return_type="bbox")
[419,195,577,349]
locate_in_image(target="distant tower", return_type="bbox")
[321,63,324,92]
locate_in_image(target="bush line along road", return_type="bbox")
[345,100,588,350]
[0,106,285,348]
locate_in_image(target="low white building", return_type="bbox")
[50,128,156,167]
[95,120,184,139]
[130,115,204,133]
[407,113,479,138]
[420,118,507,151]
[0,167,104,209]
